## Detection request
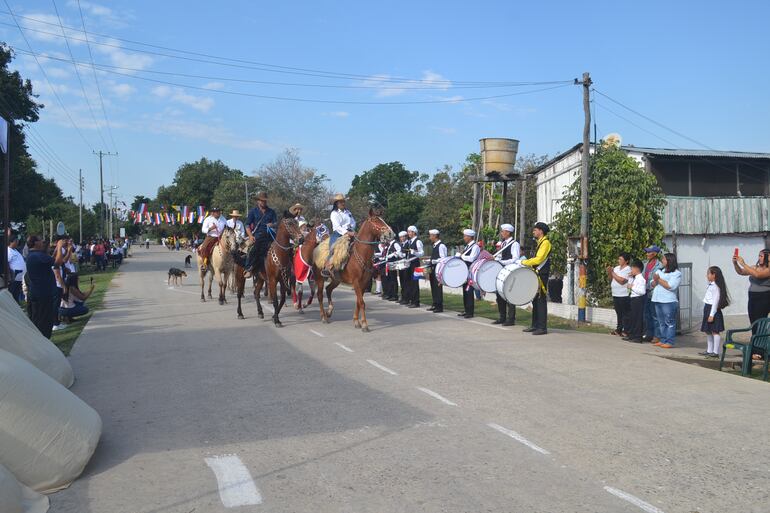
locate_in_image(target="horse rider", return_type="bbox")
[396,231,409,304]
[457,228,480,318]
[226,209,246,239]
[493,223,520,326]
[427,229,447,313]
[403,225,424,308]
[382,232,402,301]
[521,222,552,336]
[199,207,225,271]
[323,193,356,276]
[244,191,277,279]
[289,203,306,224]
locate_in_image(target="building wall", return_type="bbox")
[534,148,582,225]
[663,234,766,317]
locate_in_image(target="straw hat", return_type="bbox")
[255,191,268,202]
[333,193,346,202]
[289,203,304,215]
[229,209,242,217]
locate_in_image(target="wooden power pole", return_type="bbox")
[577,72,592,322]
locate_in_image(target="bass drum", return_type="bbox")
[495,263,540,305]
[435,256,469,288]
[469,258,502,292]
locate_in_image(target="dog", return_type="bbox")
[184,254,192,268]
[168,267,187,286]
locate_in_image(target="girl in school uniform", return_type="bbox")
[700,266,730,357]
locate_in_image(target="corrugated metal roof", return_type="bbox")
[623,146,770,160]
[664,196,770,234]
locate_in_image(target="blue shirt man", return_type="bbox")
[245,191,277,241]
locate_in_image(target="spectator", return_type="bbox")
[52,237,74,332]
[24,235,66,338]
[6,232,26,303]
[93,239,106,271]
[623,259,646,343]
[607,252,632,336]
[651,252,682,349]
[699,266,730,358]
[642,245,663,343]
[59,273,94,322]
[732,248,770,328]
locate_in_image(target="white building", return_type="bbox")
[530,143,770,326]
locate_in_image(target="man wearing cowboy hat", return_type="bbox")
[289,203,306,224]
[226,209,246,239]
[199,207,226,271]
[324,193,356,275]
[244,191,277,278]
[521,222,552,335]
[493,223,520,326]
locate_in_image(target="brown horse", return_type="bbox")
[312,210,394,332]
[293,222,323,313]
[253,214,304,327]
[232,236,253,319]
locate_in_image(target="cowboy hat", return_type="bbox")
[255,191,268,201]
[333,193,346,202]
[210,206,221,212]
[229,209,242,217]
[289,203,304,215]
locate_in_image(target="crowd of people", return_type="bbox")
[5,230,128,339]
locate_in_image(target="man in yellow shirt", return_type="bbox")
[522,222,552,335]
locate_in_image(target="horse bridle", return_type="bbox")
[351,216,394,273]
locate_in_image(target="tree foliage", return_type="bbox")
[550,144,666,305]
[254,149,331,219]
[159,158,244,208]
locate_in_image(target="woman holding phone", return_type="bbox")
[59,273,95,322]
[733,248,770,344]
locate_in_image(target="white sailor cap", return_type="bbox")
[407,225,418,233]
[398,231,408,237]
[500,223,514,233]
[463,229,476,237]
[428,229,440,235]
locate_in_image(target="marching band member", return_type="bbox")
[397,231,409,304]
[457,228,480,318]
[226,209,246,239]
[493,223,520,326]
[427,229,447,313]
[382,235,402,301]
[199,207,225,271]
[404,226,424,308]
[521,222,552,335]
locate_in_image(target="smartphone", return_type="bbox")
[734,247,739,257]
[90,277,94,285]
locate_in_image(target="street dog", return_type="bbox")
[168,267,187,286]
[184,254,192,268]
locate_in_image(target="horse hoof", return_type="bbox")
[258,313,264,319]
[200,298,206,303]
[354,321,361,329]
[274,321,283,328]
[298,309,305,315]
[362,326,370,333]
[218,299,224,305]
[238,314,245,319]
[322,318,329,324]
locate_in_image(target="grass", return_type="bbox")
[417,289,609,334]
[51,266,119,355]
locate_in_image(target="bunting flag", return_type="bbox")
[138,203,147,215]
[172,205,181,212]
[164,212,170,223]
[197,205,205,218]
[188,211,195,224]
[181,205,189,222]
[154,213,161,225]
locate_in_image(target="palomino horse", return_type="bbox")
[312,210,394,332]
[197,226,238,304]
[253,214,304,327]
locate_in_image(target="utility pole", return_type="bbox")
[78,169,83,244]
[106,186,119,239]
[93,150,117,237]
[244,179,249,214]
[576,72,592,322]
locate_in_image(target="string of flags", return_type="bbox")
[129,204,210,225]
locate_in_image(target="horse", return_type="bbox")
[196,226,238,304]
[253,214,304,327]
[195,245,215,302]
[293,222,323,313]
[232,236,254,319]
[312,209,394,332]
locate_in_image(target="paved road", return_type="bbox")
[50,247,770,513]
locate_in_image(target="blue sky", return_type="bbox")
[3,0,769,208]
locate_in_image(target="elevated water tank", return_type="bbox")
[480,138,519,176]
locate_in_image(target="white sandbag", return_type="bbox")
[0,349,101,493]
[0,307,74,388]
[0,290,39,333]
[0,462,49,513]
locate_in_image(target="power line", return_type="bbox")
[2,1,95,152]
[51,0,109,151]
[76,0,117,152]
[0,14,566,87]
[8,47,571,91]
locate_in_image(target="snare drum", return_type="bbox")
[469,258,503,292]
[387,259,411,272]
[495,263,540,305]
[435,256,468,288]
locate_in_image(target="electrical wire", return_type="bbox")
[2,1,95,152]
[0,15,568,87]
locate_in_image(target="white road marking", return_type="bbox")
[366,359,398,375]
[603,487,666,513]
[309,329,325,338]
[417,387,458,406]
[335,342,354,353]
[487,423,550,455]
[468,319,510,331]
[204,454,262,508]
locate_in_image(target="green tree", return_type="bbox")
[162,158,244,207]
[348,161,424,229]
[419,165,467,246]
[255,149,331,219]
[212,176,262,216]
[550,144,666,305]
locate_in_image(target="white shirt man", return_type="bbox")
[457,229,480,318]
[330,207,356,236]
[226,217,246,239]
[406,226,424,259]
[201,213,226,238]
[7,243,25,281]
[495,223,521,265]
[429,230,447,264]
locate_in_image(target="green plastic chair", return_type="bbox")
[751,332,770,381]
[720,318,770,377]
